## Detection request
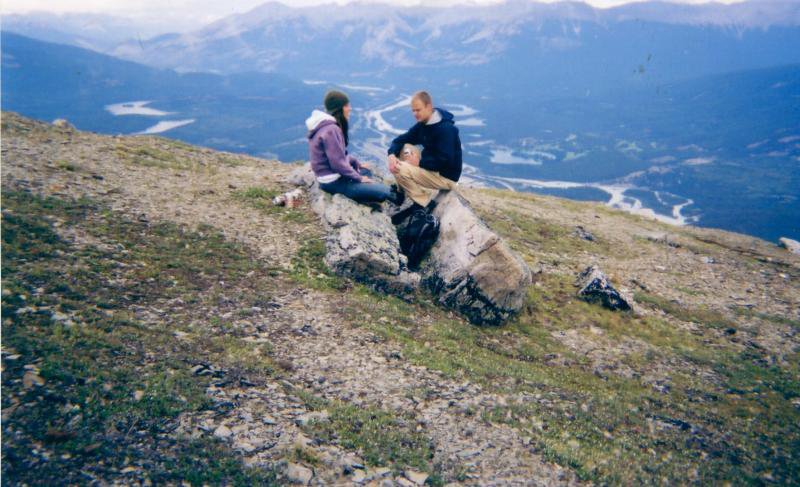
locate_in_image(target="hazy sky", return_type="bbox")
[0,0,750,33]
[1,0,749,15]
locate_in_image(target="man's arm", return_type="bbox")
[387,124,420,156]
[419,125,458,174]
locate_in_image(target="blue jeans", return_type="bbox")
[319,177,393,204]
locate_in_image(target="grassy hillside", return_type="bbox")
[2,112,798,485]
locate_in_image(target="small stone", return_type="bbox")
[395,478,415,487]
[285,463,314,485]
[120,466,137,474]
[133,390,144,401]
[368,467,392,480]
[643,232,680,248]
[295,410,330,426]
[404,469,428,485]
[262,415,277,425]
[213,425,233,439]
[51,311,71,323]
[457,449,481,459]
[294,432,313,448]
[52,119,74,130]
[23,371,45,389]
[351,469,367,483]
[190,365,205,375]
[573,225,595,241]
[234,440,256,453]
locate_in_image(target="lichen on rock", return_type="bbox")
[300,167,531,325]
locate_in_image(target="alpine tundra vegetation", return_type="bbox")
[1,113,798,485]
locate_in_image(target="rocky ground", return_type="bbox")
[2,113,798,485]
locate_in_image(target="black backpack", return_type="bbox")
[397,207,440,270]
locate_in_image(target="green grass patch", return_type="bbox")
[289,238,347,291]
[295,390,441,483]
[1,190,278,484]
[732,307,800,330]
[476,206,609,258]
[115,143,195,170]
[56,160,77,171]
[635,291,738,330]
[321,267,800,484]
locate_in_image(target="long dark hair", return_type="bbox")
[331,109,349,147]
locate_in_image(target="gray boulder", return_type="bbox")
[301,172,531,324]
[778,237,800,255]
[575,265,631,311]
[420,191,532,326]
[286,162,316,188]
[308,184,420,297]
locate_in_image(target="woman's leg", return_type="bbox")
[340,180,393,203]
[319,179,392,204]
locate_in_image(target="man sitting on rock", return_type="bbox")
[387,91,462,211]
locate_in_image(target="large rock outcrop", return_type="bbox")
[306,182,420,297]
[420,191,532,325]
[290,166,531,325]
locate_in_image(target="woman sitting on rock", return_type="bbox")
[306,90,402,205]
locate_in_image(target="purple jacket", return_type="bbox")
[306,110,362,182]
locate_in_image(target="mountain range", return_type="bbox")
[1,32,318,159]
[2,1,799,241]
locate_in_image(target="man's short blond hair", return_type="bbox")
[412,91,433,106]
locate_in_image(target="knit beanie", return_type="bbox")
[324,90,349,114]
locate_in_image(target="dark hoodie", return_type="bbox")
[388,108,463,182]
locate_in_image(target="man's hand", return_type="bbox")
[388,154,400,174]
[361,175,372,183]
